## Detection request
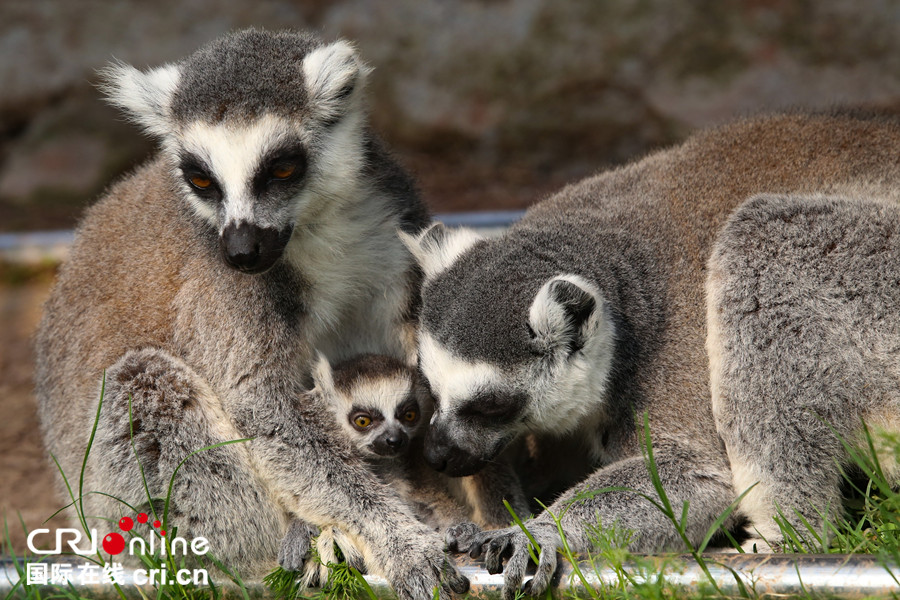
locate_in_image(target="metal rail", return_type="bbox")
[1,554,898,598]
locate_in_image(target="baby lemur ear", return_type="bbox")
[529,274,608,357]
[98,61,181,138]
[311,352,336,397]
[398,222,484,281]
[302,40,371,125]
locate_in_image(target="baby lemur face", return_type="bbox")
[313,354,430,459]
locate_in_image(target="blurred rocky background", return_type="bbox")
[4,0,900,231]
[3,0,900,552]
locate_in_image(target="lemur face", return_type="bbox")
[402,224,616,477]
[344,388,423,458]
[101,29,371,274]
[313,354,431,459]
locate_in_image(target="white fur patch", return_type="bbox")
[302,41,370,120]
[399,224,483,281]
[101,62,181,138]
[418,332,503,411]
[280,180,404,342]
[728,453,781,546]
[311,352,336,396]
[297,110,366,226]
[176,115,294,229]
[529,274,602,344]
[346,376,414,416]
[295,40,370,220]
[525,275,615,443]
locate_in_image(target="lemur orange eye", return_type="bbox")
[272,164,295,179]
[403,410,417,422]
[190,176,212,189]
[353,415,372,429]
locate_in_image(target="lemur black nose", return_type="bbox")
[223,225,260,267]
[220,222,292,274]
[427,454,448,472]
[385,435,405,449]
[373,430,408,456]
[423,433,449,472]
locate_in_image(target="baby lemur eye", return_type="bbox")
[353,414,372,429]
[403,409,418,423]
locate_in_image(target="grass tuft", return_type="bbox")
[264,543,375,600]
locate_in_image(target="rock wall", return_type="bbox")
[2,0,900,229]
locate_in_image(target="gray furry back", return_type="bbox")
[708,193,900,551]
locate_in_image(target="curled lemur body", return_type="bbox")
[280,354,530,584]
[34,29,469,598]
[403,112,900,599]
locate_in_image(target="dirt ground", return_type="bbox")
[0,272,68,554]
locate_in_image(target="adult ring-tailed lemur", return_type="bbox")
[403,112,900,600]
[34,28,468,599]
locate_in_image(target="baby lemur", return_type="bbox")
[318,353,530,530]
[279,353,530,583]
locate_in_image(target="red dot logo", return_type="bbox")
[160,530,166,537]
[119,517,134,532]
[137,513,148,524]
[103,532,126,555]
[153,520,161,528]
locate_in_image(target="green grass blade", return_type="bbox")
[697,482,757,553]
[352,566,378,600]
[504,499,540,564]
[48,453,86,534]
[78,371,107,532]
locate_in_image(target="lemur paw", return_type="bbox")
[444,521,483,554]
[278,520,319,574]
[107,348,200,424]
[468,521,563,600]
[387,534,469,600]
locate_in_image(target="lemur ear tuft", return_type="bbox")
[529,274,607,357]
[302,40,371,125]
[398,223,483,281]
[99,61,181,138]
[311,352,336,396]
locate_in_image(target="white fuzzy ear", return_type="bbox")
[311,352,336,397]
[99,61,181,138]
[302,40,371,124]
[529,274,606,357]
[398,222,483,281]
